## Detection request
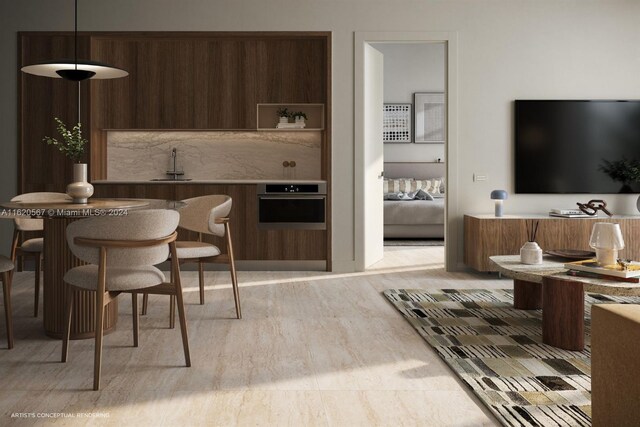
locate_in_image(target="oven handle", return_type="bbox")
[258,196,326,200]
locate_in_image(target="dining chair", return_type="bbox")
[10,192,70,317]
[142,195,241,323]
[61,209,190,390]
[0,256,15,349]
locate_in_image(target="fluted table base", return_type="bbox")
[43,218,117,339]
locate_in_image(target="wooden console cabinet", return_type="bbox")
[464,214,640,272]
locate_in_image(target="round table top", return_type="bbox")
[490,255,640,297]
[0,198,184,218]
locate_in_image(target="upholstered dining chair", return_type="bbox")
[10,192,70,317]
[0,256,15,349]
[142,195,241,323]
[61,209,190,390]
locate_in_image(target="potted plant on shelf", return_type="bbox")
[291,111,307,127]
[43,117,93,204]
[276,107,290,125]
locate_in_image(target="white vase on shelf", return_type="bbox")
[66,163,94,204]
[520,241,543,265]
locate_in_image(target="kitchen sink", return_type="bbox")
[150,178,192,181]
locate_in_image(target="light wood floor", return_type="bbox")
[0,246,506,426]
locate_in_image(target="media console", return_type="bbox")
[464,214,640,272]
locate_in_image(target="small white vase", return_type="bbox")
[66,163,94,204]
[279,117,289,124]
[520,241,543,265]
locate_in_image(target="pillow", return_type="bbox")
[430,179,442,194]
[383,178,413,193]
[413,189,434,200]
[384,192,413,200]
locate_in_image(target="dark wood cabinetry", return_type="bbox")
[93,183,326,263]
[19,32,331,267]
[88,34,328,131]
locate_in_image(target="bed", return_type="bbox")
[384,162,445,238]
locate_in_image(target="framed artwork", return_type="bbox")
[383,103,412,143]
[414,92,446,144]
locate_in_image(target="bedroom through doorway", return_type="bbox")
[371,42,447,268]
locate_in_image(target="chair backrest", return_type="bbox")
[66,210,179,268]
[178,195,232,237]
[11,192,70,231]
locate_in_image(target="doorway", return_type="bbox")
[354,32,459,272]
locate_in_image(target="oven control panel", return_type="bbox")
[258,183,327,195]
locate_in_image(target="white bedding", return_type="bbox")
[384,199,445,226]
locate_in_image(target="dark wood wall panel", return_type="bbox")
[19,34,90,193]
[256,39,326,103]
[195,40,258,129]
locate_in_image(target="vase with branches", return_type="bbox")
[43,117,93,204]
[43,117,87,163]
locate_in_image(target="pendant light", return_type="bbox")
[21,0,127,81]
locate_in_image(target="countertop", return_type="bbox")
[92,179,327,185]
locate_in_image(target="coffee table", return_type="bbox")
[490,255,640,351]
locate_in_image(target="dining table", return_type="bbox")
[0,198,179,340]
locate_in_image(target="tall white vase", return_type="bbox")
[66,163,94,204]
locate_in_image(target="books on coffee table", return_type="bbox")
[564,259,640,279]
[549,212,591,218]
[550,208,584,215]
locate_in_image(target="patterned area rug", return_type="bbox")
[383,288,640,427]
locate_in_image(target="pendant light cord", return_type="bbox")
[74,0,78,70]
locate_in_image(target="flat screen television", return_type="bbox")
[515,100,640,193]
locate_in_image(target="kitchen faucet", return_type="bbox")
[166,147,185,180]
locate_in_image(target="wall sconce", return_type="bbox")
[589,222,625,266]
[490,190,508,217]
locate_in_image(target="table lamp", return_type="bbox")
[490,190,508,217]
[589,222,625,266]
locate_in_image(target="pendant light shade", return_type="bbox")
[21,0,127,81]
[22,60,128,81]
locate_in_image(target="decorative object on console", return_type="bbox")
[589,222,625,266]
[276,107,290,124]
[414,92,445,144]
[577,199,613,217]
[43,118,93,204]
[520,220,542,265]
[383,104,412,143]
[21,0,127,81]
[490,189,508,217]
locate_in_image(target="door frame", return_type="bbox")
[354,31,459,271]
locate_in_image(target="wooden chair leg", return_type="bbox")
[226,223,241,319]
[34,253,42,317]
[93,248,107,391]
[169,265,176,328]
[198,261,205,305]
[2,272,14,350]
[170,243,191,367]
[169,295,176,329]
[141,293,148,315]
[132,293,139,347]
[61,286,74,362]
[94,291,106,391]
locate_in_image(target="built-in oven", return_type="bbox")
[257,183,327,230]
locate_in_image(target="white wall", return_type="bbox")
[2,0,640,271]
[373,43,446,163]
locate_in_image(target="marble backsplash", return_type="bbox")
[106,131,322,181]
